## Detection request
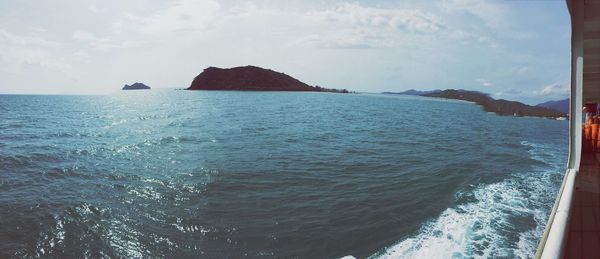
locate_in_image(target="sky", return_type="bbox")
[0,0,570,104]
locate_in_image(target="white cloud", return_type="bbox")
[441,0,508,30]
[514,66,530,75]
[297,3,448,48]
[88,5,108,13]
[309,3,443,34]
[0,29,60,47]
[298,2,506,49]
[127,0,221,35]
[72,31,136,51]
[72,50,90,60]
[494,88,522,97]
[295,30,391,49]
[441,0,536,42]
[476,78,493,87]
[532,83,569,97]
[0,29,70,74]
[72,31,102,41]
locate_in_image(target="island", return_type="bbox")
[187,65,349,93]
[122,82,151,90]
[419,89,566,118]
[382,89,441,95]
[536,98,569,113]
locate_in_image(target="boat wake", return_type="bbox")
[371,141,565,259]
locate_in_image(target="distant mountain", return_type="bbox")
[536,99,569,114]
[122,82,150,90]
[382,89,441,95]
[187,65,349,93]
[423,89,566,118]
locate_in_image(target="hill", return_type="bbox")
[187,66,348,93]
[122,82,150,90]
[422,89,566,118]
[382,89,441,95]
[536,99,569,114]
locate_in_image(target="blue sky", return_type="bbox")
[0,0,570,104]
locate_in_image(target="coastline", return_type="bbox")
[420,90,567,119]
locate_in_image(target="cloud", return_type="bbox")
[442,0,536,42]
[72,50,90,60]
[0,29,60,47]
[0,29,70,74]
[441,0,508,30]
[532,83,569,97]
[295,33,379,49]
[127,0,221,35]
[476,78,493,87]
[72,31,136,51]
[494,88,522,97]
[309,3,443,34]
[299,2,445,48]
[72,31,103,41]
[299,2,504,50]
[88,5,108,13]
[514,66,530,75]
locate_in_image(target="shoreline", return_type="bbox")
[420,90,567,120]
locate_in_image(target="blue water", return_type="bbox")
[0,90,567,258]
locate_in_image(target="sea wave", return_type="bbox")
[371,141,564,259]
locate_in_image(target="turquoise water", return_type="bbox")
[0,90,567,258]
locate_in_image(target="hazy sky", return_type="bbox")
[0,0,570,104]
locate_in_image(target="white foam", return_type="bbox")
[372,141,564,259]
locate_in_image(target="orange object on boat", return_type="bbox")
[596,126,600,151]
[583,127,591,152]
[591,124,598,142]
[585,124,591,141]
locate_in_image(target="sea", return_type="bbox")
[0,90,568,258]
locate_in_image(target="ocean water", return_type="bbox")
[0,90,567,258]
